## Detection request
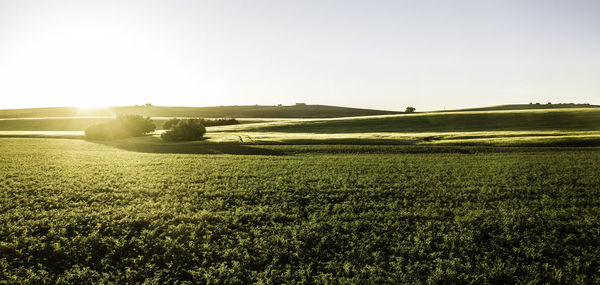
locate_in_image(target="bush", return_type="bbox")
[405,106,416,113]
[85,115,155,140]
[161,119,206,141]
[162,118,181,130]
[161,118,239,129]
[204,118,239,127]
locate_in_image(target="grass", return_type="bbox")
[437,103,599,112]
[0,105,401,119]
[196,130,600,147]
[0,118,257,132]
[233,108,600,133]
[2,105,600,282]
[0,107,114,119]
[2,129,600,147]
[2,108,598,140]
[1,137,599,283]
[0,118,113,131]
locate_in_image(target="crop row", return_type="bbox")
[0,138,599,283]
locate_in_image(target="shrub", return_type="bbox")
[162,118,181,130]
[161,119,206,141]
[204,118,239,127]
[161,118,239,129]
[85,115,155,140]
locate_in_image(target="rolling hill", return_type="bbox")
[0,104,401,119]
[436,103,599,112]
[1,105,599,135]
[231,108,600,133]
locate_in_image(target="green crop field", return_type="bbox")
[1,105,600,283]
[1,138,599,283]
[3,0,599,283]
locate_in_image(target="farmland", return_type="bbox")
[2,108,600,147]
[1,105,600,283]
[230,108,600,133]
[1,138,600,283]
[0,104,400,119]
[3,0,599,282]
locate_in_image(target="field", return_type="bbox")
[2,108,600,147]
[228,108,600,133]
[1,138,600,283]
[0,105,400,119]
[1,105,600,283]
[438,103,599,112]
[438,103,600,112]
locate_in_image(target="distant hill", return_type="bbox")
[436,103,599,112]
[0,105,401,119]
[2,106,599,133]
[235,108,600,133]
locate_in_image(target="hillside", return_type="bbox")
[233,108,600,133]
[437,103,599,112]
[2,108,599,133]
[0,105,401,119]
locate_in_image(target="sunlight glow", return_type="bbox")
[74,107,115,117]
[0,1,598,110]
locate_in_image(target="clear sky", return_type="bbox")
[1,0,599,111]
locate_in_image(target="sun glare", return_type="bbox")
[75,106,114,117]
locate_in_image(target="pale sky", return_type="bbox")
[0,0,599,111]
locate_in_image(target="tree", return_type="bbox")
[85,115,155,140]
[161,118,239,129]
[405,106,416,113]
[162,118,181,130]
[161,119,206,142]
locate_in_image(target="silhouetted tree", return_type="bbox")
[161,118,238,129]
[203,118,239,126]
[161,119,206,141]
[162,118,181,130]
[405,106,416,113]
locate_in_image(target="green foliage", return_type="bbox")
[161,118,239,130]
[161,118,181,130]
[160,119,206,141]
[1,138,600,283]
[201,118,239,127]
[84,115,155,140]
